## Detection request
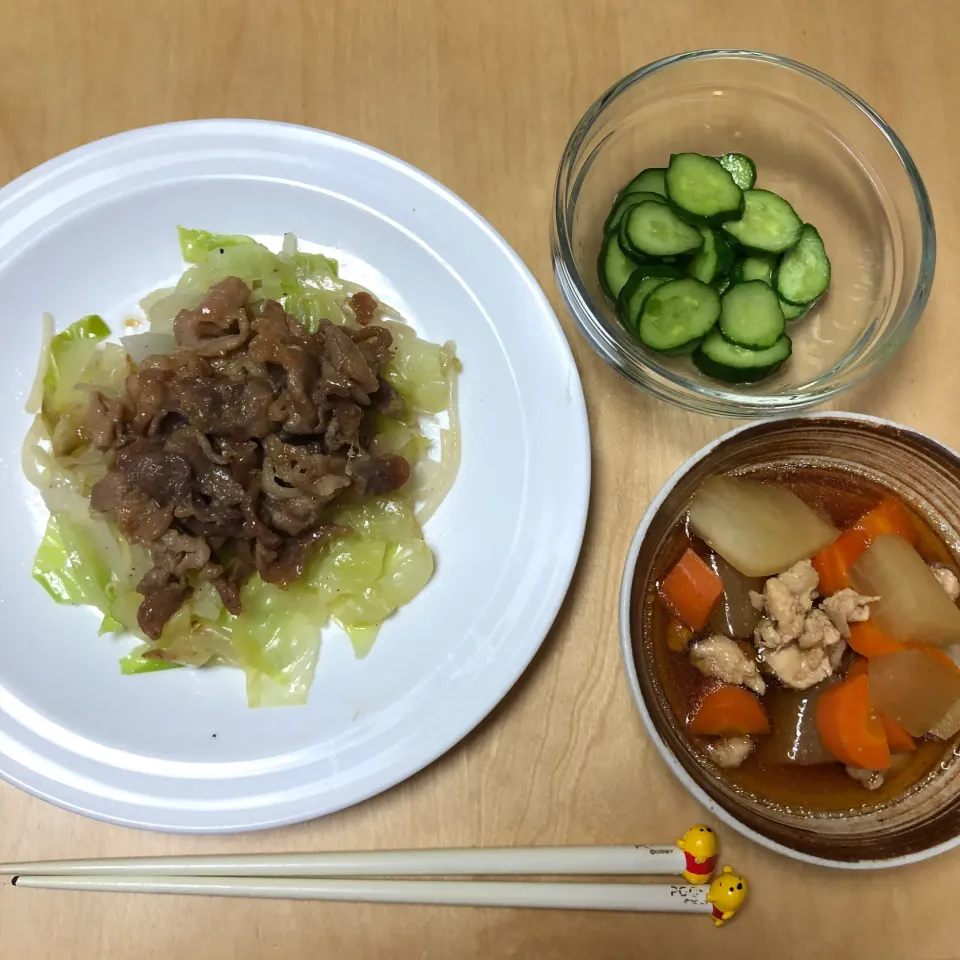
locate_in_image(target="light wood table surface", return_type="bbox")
[1,1,958,957]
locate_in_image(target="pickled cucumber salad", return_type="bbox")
[22,228,461,706]
[599,152,831,384]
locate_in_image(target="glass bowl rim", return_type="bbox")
[617,411,960,869]
[552,49,937,418]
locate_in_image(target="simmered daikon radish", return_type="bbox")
[868,649,960,737]
[930,700,960,740]
[851,534,960,646]
[688,476,839,577]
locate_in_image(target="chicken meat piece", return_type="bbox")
[753,618,779,649]
[797,608,843,651]
[845,766,884,791]
[749,561,850,688]
[828,638,848,670]
[750,560,820,649]
[761,643,839,691]
[931,564,960,603]
[705,735,754,769]
[820,588,879,638]
[689,635,766,695]
[778,559,820,600]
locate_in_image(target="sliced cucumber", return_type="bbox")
[603,191,666,235]
[623,168,667,198]
[661,337,703,356]
[620,200,704,259]
[775,224,831,304]
[617,265,685,331]
[733,253,776,285]
[718,281,786,349]
[600,150,828,371]
[637,278,721,353]
[598,231,637,300]
[722,189,802,253]
[779,299,808,320]
[717,153,757,190]
[666,153,744,225]
[694,329,793,383]
[688,228,735,284]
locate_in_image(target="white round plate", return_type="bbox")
[0,120,590,832]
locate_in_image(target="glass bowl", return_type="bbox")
[552,51,936,418]
[619,413,960,867]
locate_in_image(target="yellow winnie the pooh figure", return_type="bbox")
[675,824,717,884]
[706,865,747,926]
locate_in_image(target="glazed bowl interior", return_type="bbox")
[553,51,935,418]
[621,415,960,866]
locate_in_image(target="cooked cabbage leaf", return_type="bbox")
[120,644,183,675]
[146,229,344,332]
[177,226,257,263]
[43,314,111,418]
[32,513,112,613]
[26,230,459,707]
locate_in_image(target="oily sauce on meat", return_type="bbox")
[649,464,952,813]
[86,278,412,640]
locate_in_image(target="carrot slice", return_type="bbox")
[815,674,891,771]
[688,685,770,736]
[658,548,723,632]
[666,617,694,653]
[848,621,905,659]
[846,622,960,674]
[846,657,869,681]
[812,497,918,596]
[853,496,919,547]
[846,659,915,751]
[880,715,916,753]
[812,528,866,596]
[923,647,960,675]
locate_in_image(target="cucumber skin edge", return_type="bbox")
[773,225,832,305]
[597,235,613,300]
[666,194,745,230]
[692,348,790,383]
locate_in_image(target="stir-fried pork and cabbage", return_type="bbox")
[23,230,460,706]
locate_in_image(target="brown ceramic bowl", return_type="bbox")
[619,413,960,867]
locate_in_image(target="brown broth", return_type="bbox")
[650,464,957,813]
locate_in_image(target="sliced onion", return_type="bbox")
[25,312,54,414]
[21,415,53,489]
[415,364,461,526]
[120,331,177,365]
[868,649,960,737]
[851,534,960,646]
[688,476,839,577]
